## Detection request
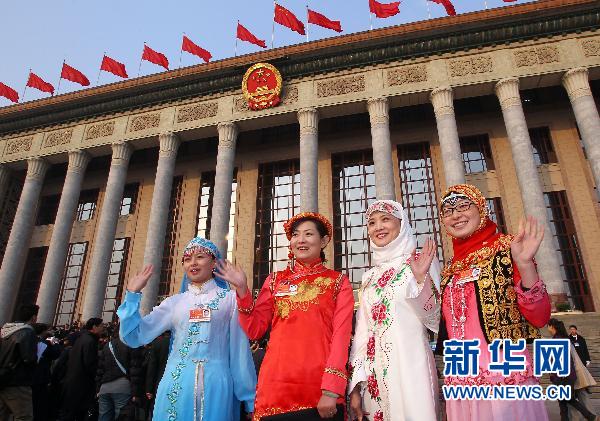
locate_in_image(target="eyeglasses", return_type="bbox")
[441,201,475,218]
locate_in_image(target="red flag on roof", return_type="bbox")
[142,44,169,70]
[0,82,19,103]
[61,63,90,86]
[308,9,343,33]
[236,23,267,48]
[274,3,306,35]
[27,72,55,94]
[369,0,401,18]
[182,35,212,63]
[430,0,456,15]
[100,55,128,78]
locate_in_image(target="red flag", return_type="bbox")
[100,55,128,78]
[142,44,169,70]
[308,9,342,33]
[369,0,401,18]
[182,35,212,63]
[274,4,306,35]
[0,82,19,103]
[236,23,267,48]
[61,63,90,86]
[430,0,456,15]
[27,72,55,94]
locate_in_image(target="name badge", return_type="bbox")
[575,343,580,347]
[274,283,298,297]
[455,267,481,285]
[189,308,211,322]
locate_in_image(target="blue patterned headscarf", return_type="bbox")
[179,237,228,292]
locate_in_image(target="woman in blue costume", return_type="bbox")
[117,237,256,421]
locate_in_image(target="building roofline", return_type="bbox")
[1,0,598,135]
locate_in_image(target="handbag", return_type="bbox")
[261,404,345,421]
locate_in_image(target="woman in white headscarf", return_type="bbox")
[348,200,441,421]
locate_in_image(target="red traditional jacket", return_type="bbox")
[237,260,354,420]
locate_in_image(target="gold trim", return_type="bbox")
[325,366,348,380]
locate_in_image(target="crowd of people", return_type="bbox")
[0,183,597,421]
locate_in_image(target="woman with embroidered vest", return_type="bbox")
[215,212,354,420]
[117,237,257,421]
[348,200,441,421]
[436,184,551,421]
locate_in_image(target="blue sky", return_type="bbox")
[1,0,529,106]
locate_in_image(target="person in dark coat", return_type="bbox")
[569,324,592,366]
[59,318,105,421]
[143,332,169,421]
[32,323,61,421]
[0,304,39,421]
[96,328,143,421]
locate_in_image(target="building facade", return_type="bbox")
[0,0,599,325]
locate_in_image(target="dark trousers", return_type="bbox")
[558,394,595,421]
[0,386,34,421]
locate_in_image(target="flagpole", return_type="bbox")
[22,69,30,102]
[484,0,488,9]
[370,12,373,30]
[179,33,185,69]
[235,20,239,57]
[56,59,65,96]
[271,0,276,48]
[425,0,432,19]
[137,43,145,78]
[305,4,309,42]
[96,53,105,86]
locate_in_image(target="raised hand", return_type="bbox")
[214,260,249,297]
[511,216,544,267]
[409,238,437,284]
[127,265,153,293]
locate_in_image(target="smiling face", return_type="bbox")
[367,211,401,247]
[289,220,329,263]
[441,199,481,239]
[182,250,216,285]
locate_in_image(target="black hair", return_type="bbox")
[14,304,39,322]
[569,325,577,330]
[548,318,569,338]
[32,322,49,335]
[290,217,329,261]
[84,317,103,330]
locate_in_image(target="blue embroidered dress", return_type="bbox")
[118,279,256,421]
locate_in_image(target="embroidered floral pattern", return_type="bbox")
[373,411,384,421]
[367,373,380,400]
[274,276,334,319]
[367,336,375,360]
[371,300,389,325]
[376,268,395,288]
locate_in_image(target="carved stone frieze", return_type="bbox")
[448,56,493,77]
[387,65,427,86]
[43,129,73,148]
[5,136,33,155]
[176,102,218,123]
[581,39,600,57]
[317,75,365,98]
[282,86,298,104]
[129,113,161,132]
[514,46,560,67]
[86,121,115,140]
[234,97,250,113]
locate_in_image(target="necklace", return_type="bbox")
[448,276,467,340]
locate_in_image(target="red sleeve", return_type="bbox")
[321,275,354,396]
[236,274,275,340]
[512,262,551,328]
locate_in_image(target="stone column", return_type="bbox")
[494,78,565,301]
[562,67,600,201]
[0,164,11,207]
[209,123,238,255]
[0,158,49,324]
[80,142,132,321]
[430,87,466,186]
[140,133,181,314]
[298,108,319,212]
[37,150,91,323]
[367,97,396,200]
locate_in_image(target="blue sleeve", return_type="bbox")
[117,291,174,348]
[229,296,257,413]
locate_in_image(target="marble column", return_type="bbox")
[494,78,565,300]
[37,150,91,323]
[80,142,132,321]
[298,108,319,212]
[140,133,181,315]
[0,158,49,324]
[0,164,11,207]
[562,67,600,201]
[367,97,396,200]
[209,123,238,255]
[430,87,466,186]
